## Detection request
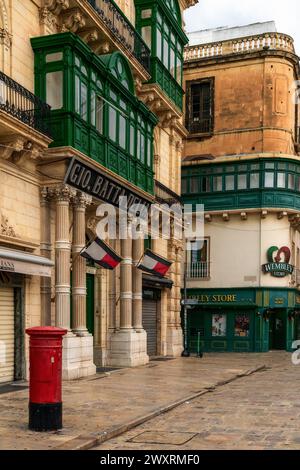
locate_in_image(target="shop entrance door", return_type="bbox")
[269,310,286,350]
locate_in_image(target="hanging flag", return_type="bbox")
[80,237,122,270]
[137,249,172,278]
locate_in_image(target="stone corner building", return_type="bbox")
[182,22,300,354]
[0,0,198,383]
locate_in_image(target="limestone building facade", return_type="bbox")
[0,0,198,383]
[182,22,300,353]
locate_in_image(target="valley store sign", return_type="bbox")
[262,246,294,278]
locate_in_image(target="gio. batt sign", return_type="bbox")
[262,246,294,278]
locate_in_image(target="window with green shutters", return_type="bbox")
[31,33,158,194]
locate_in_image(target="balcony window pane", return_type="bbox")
[190,177,199,193]
[46,52,63,63]
[46,71,63,110]
[237,174,247,189]
[91,90,96,126]
[250,173,260,189]
[225,166,235,173]
[130,124,135,156]
[109,106,117,141]
[95,96,103,133]
[182,178,187,193]
[147,139,151,166]
[156,29,162,60]
[141,9,152,18]
[137,131,141,159]
[250,164,259,171]
[140,134,145,163]
[213,176,222,191]
[163,38,169,68]
[288,174,295,190]
[176,54,182,84]
[201,176,211,192]
[75,75,80,114]
[225,175,234,190]
[81,82,87,121]
[238,164,247,172]
[170,48,175,78]
[277,172,286,188]
[265,172,274,188]
[119,114,126,149]
[142,26,152,49]
[265,162,275,169]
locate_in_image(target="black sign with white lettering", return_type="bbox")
[64,157,152,209]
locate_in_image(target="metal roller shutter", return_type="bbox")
[0,287,14,383]
[142,299,157,357]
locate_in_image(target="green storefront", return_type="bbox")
[184,288,300,353]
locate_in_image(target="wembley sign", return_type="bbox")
[262,246,294,278]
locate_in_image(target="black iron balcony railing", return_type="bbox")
[0,70,51,137]
[88,0,151,74]
[155,180,181,206]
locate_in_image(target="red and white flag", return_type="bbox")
[137,249,172,278]
[80,237,122,270]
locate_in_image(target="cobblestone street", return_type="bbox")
[93,352,300,450]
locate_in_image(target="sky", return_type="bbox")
[184,0,300,54]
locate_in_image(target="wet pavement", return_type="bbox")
[93,352,300,450]
[0,352,294,450]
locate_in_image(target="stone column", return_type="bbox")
[132,235,143,331]
[120,218,133,330]
[109,239,117,331]
[109,217,148,367]
[49,184,76,332]
[40,187,52,326]
[72,192,92,336]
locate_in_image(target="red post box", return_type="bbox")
[26,327,67,432]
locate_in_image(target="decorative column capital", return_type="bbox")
[72,191,92,209]
[48,184,76,202]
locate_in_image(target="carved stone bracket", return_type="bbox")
[92,41,110,55]
[39,7,57,32]
[61,9,86,33]
[45,0,70,16]
[12,141,44,165]
[78,28,99,46]
[0,136,26,160]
